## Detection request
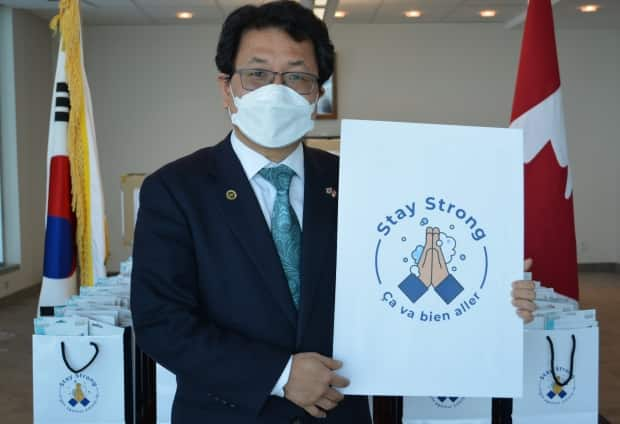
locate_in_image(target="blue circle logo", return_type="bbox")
[58,373,99,413]
[375,196,489,324]
[538,367,576,405]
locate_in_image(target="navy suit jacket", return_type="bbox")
[130,135,372,424]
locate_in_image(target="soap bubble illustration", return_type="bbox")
[420,217,429,226]
[401,236,407,242]
[403,257,409,263]
[460,254,466,261]
[438,232,456,264]
[449,224,455,230]
[411,245,424,264]
[451,266,457,272]
[409,264,419,276]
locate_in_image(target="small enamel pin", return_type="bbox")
[325,187,337,198]
[226,189,237,201]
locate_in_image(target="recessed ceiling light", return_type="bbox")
[315,0,328,7]
[314,7,326,20]
[176,11,193,19]
[479,9,497,18]
[404,10,422,18]
[334,10,347,19]
[579,4,600,13]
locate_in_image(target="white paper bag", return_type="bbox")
[33,331,126,423]
[403,396,492,424]
[156,363,177,424]
[512,327,599,424]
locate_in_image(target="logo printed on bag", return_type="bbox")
[375,196,489,324]
[430,396,465,409]
[58,373,99,413]
[537,366,576,405]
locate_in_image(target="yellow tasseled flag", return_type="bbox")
[49,0,108,287]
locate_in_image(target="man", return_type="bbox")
[130,2,536,423]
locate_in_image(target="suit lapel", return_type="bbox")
[297,147,338,344]
[211,136,298,328]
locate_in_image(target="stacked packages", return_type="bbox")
[32,258,148,424]
[36,258,132,332]
[525,272,597,331]
[513,272,599,424]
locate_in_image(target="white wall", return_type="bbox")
[0,8,53,298]
[83,23,620,269]
[83,25,229,269]
[554,28,620,266]
[0,6,20,273]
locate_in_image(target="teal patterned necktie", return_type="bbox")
[259,165,302,309]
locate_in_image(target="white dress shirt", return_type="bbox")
[230,130,303,398]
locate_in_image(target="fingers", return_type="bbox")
[517,309,534,324]
[433,244,447,271]
[512,281,536,309]
[425,226,433,248]
[512,287,535,301]
[437,249,448,270]
[304,384,345,417]
[524,258,533,272]
[432,249,446,273]
[512,298,536,312]
[511,278,536,323]
[431,227,440,250]
[312,353,349,387]
[329,373,350,388]
[512,280,535,290]
[430,249,449,286]
[421,248,433,268]
[431,227,448,270]
[421,226,433,260]
[312,384,346,416]
[285,353,348,415]
[304,405,327,418]
[315,397,338,411]
[316,354,342,370]
[324,387,345,403]
[419,249,434,286]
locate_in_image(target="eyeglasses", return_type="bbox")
[233,68,319,95]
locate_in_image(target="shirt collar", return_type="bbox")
[230,130,305,182]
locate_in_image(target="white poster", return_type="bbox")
[334,119,524,397]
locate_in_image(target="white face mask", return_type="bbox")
[229,84,317,149]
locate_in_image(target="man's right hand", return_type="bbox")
[284,352,349,418]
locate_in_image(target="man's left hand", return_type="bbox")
[511,258,537,323]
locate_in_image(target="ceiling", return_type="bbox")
[0,0,617,28]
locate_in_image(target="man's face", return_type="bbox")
[218,27,323,113]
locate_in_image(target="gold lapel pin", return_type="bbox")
[226,189,237,201]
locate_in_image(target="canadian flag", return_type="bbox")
[510,0,579,299]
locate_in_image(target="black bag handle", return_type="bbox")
[61,341,99,374]
[546,334,576,387]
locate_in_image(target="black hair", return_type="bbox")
[215,0,335,85]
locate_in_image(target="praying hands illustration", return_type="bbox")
[399,227,464,304]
